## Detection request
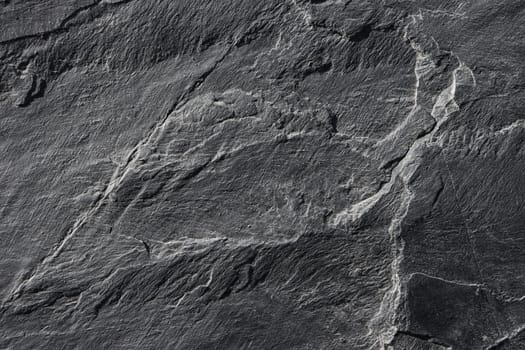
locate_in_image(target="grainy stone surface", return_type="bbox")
[1,1,525,349]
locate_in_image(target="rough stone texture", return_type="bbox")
[1,1,524,349]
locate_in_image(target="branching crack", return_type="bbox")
[363,10,479,347]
